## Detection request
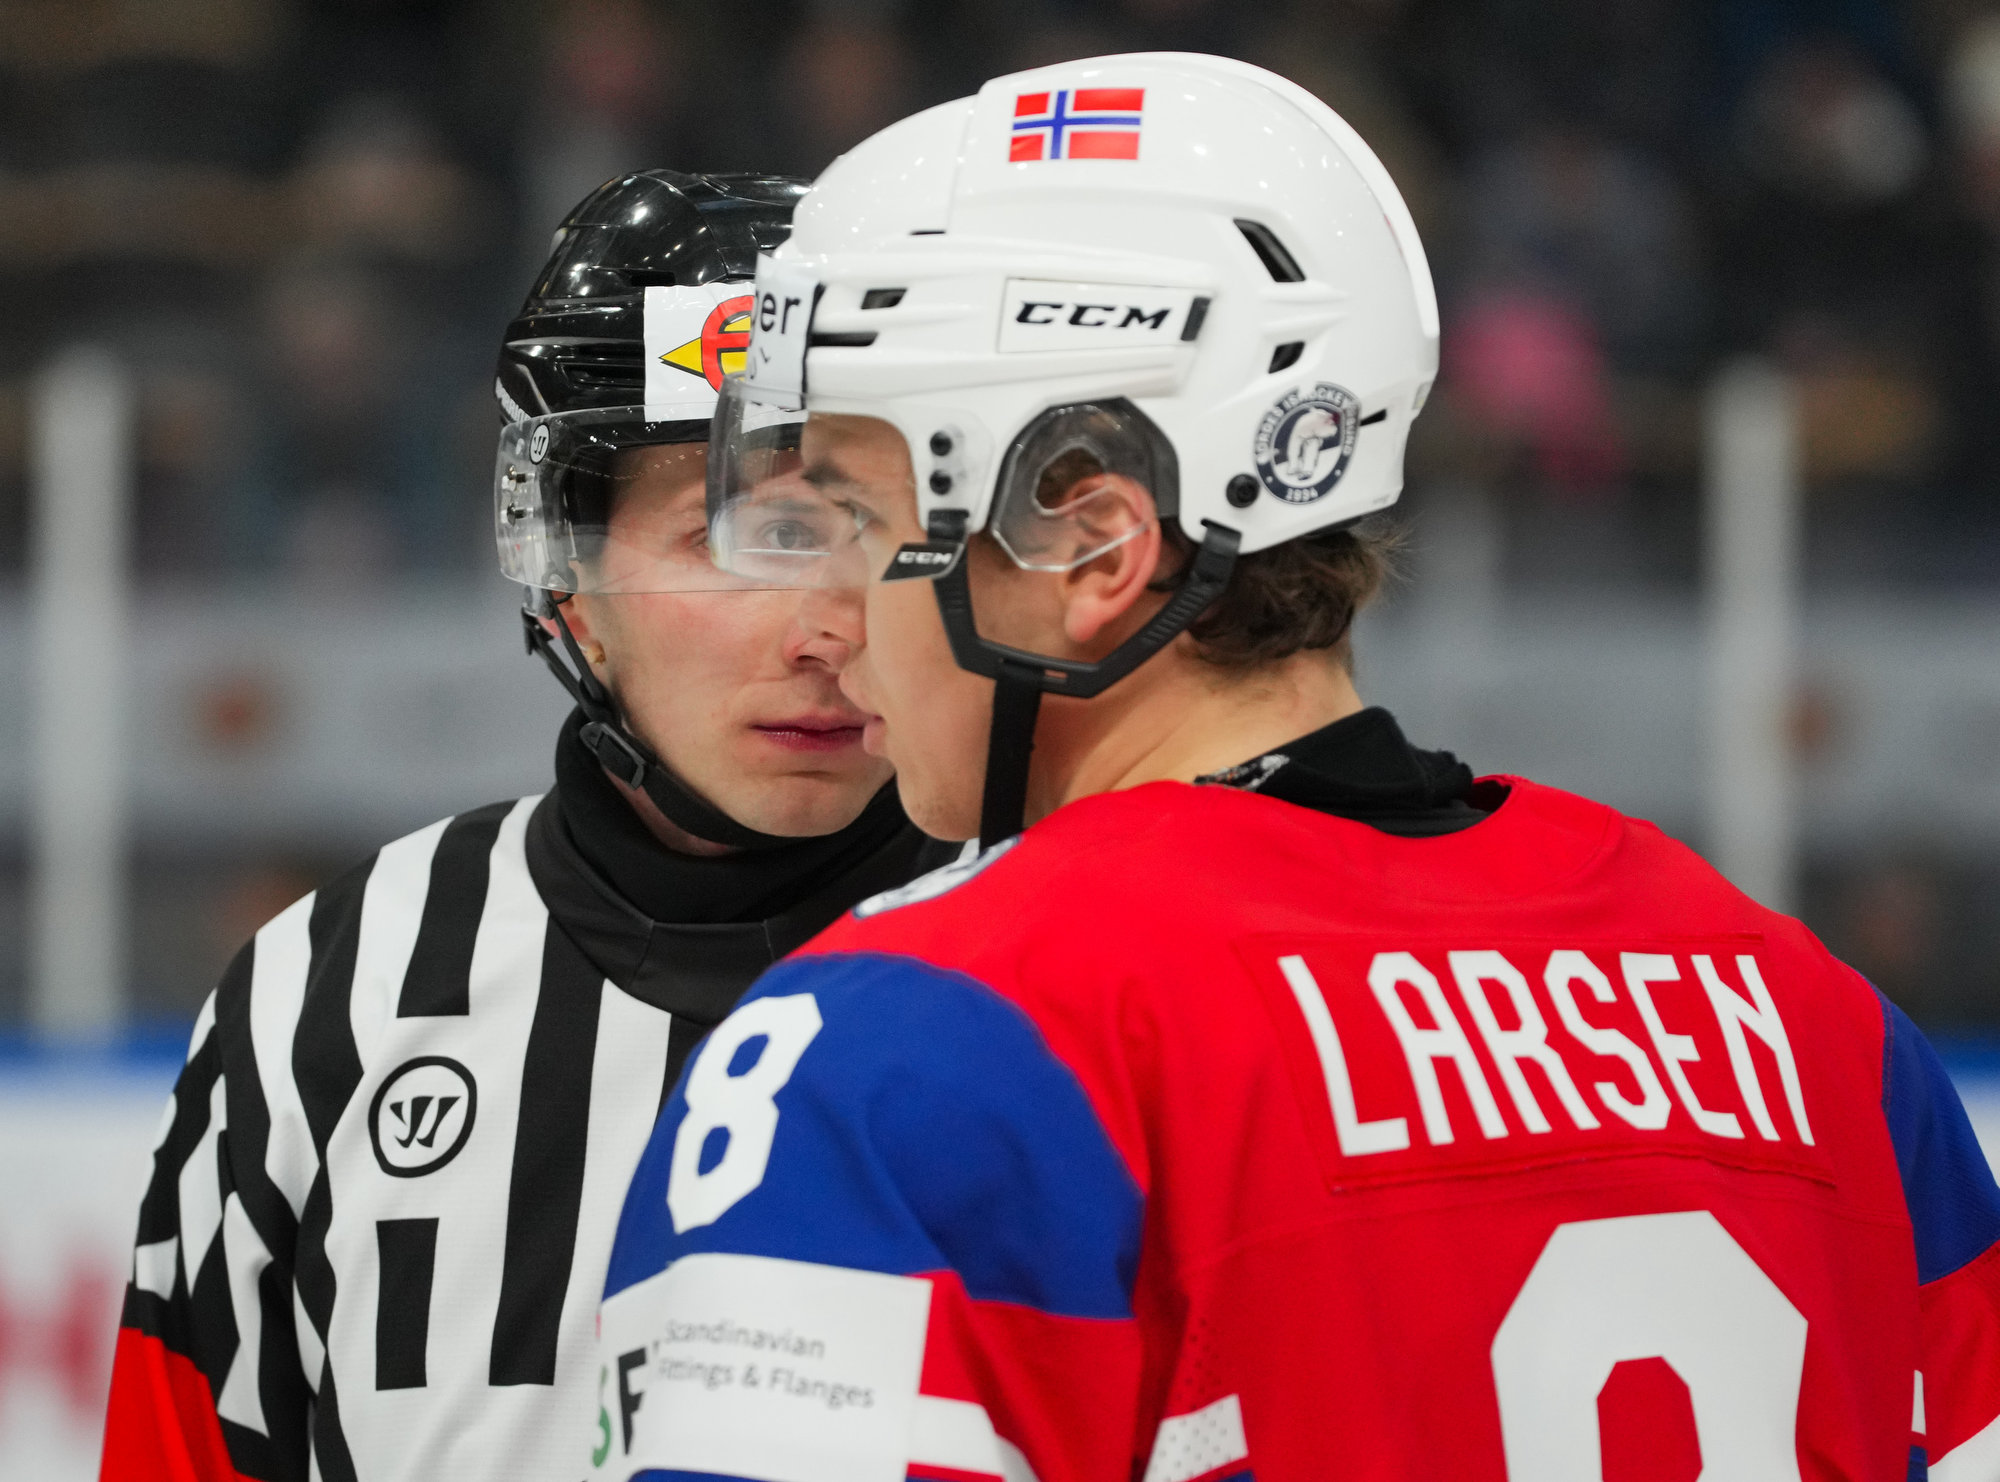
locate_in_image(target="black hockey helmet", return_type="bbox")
[499,169,828,851]
[495,171,807,598]
[495,169,807,430]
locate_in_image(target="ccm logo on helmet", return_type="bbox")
[882,542,964,581]
[998,279,1203,353]
[1016,302,1168,328]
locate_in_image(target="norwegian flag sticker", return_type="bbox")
[1010,87,1145,161]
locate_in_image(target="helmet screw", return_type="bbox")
[929,471,953,494]
[1226,474,1260,508]
[929,431,954,457]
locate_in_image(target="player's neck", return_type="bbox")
[1026,644,1365,823]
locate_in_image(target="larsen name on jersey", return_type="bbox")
[597,778,2000,1482]
[1260,943,1818,1174]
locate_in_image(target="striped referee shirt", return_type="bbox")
[103,777,953,1482]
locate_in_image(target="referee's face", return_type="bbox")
[561,444,895,841]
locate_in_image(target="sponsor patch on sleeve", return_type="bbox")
[596,1251,932,1482]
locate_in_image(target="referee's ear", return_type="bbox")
[553,595,612,679]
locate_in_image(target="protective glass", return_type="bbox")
[704,379,1158,589]
[496,406,816,594]
[704,377,876,590]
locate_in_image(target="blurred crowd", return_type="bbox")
[0,0,1998,590]
[7,0,2000,1026]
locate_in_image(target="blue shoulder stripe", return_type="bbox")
[605,951,1144,1320]
[1878,989,2000,1284]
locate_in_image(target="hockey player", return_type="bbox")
[595,57,2000,1482]
[99,171,955,1482]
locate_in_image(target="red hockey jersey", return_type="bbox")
[595,777,2000,1482]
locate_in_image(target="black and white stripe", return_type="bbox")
[121,795,724,1482]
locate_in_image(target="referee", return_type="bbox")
[99,171,956,1482]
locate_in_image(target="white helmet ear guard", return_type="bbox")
[986,401,1175,573]
[708,52,1437,844]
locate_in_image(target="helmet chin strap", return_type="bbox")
[520,594,799,851]
[918,513,1243,851]
[979,667,1044,851]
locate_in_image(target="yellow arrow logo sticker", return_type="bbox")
[659,296,755,389]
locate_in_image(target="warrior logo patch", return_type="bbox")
[370,1056,477,1177]
[1252,383,1361,504]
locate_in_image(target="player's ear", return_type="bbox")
[1057,472,1164,649]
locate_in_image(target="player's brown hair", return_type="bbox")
[1153,517,1398,671]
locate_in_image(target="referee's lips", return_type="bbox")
[749,712,869,754]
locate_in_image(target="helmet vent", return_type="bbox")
[564,364,644,393]
[1235,219,1305,283]
[1268,341,1304,373]
[861,288,907,309]
[810,331,878,348]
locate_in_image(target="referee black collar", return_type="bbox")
[526,715,955,1026]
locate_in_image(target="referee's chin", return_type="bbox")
[691,754,898,840]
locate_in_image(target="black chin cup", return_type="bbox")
[923,511,1243,850]
[519,596,796,851]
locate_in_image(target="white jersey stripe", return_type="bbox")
[252,892,320,1218]
[998,1437,1041,1482]
[295,1283,325,1396]
[911,1395,1008,1476]
[179,1073,229,1286]
[134,1237,178,1299]
[541,980,673,1470]
[466,798,547,1019]
[324,794,550,1482]
[1934,1408,2000,1482]
[350,817,450,1065]
[907,1400,1041,1482]
[216,1192,274,1434]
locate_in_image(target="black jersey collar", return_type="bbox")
[1196,706,1491,837]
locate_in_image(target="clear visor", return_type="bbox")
[705,377,875,590]
[496,406,820,594]
[705,377,1156,590]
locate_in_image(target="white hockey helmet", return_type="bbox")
[706,51,1438,842]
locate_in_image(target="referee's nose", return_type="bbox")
[784,582,864,673]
